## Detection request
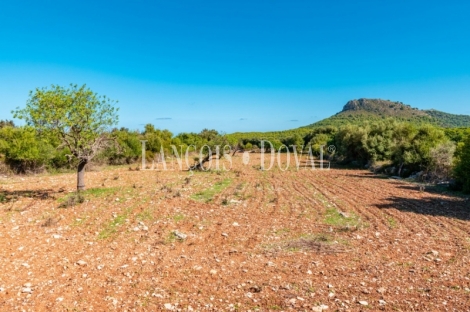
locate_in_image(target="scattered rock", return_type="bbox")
[76,260,87,266]
[428,250,439,257]
[52,234,62,239]
[377,287,386,294]
[164,303,174,310]
[173,230,187,240]
[358,301,368,306]
[379,299,386,305]
[311,305,328,312]
[232,222,239,226]
[221,232,228,237]
[21,287,32,294]
[210,269,217,275]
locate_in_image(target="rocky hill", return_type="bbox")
[308,98,470,128]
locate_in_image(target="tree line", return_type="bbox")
[1,84,470,193]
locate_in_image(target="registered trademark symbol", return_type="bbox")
[327,145,336,153]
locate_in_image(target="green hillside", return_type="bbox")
[424,109,470,128]
[307,98,470,128]
[227,98,470,146]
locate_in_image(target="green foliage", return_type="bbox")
[444,128,470,144]
[13,84,119,164]
[283,133,304,152]
[392,124,447,171]
[143,124,173,153]
[3,90,470,184]
[105,128,142,164]
[335,124,369,164]
[304,126,337,155]
[333,119,448,174]
[425,110,470,128]
[427,141,456,182]
[0,126,55,173]
[58,192,85,208]
[191,178,231,202]
[324,208,361,229]
[454,136,470,193]
[13,84,119,189]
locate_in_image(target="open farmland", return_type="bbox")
[0,154,469,311]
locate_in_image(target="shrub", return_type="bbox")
[425,141,456,182]
[454,136,470,193]
[0,126,54,173]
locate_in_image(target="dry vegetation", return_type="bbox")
[0,154,469,311]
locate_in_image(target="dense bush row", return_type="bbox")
[1,119,469,192]
[231,120,470,191]
[0,121,224,173]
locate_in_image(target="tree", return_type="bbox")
[426,141,455,183]
[454,136,470,193]
[14,84,118,190]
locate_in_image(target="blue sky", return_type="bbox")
[1,0,470,134]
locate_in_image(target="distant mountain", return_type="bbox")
[307,98,470,128]
[228,98,470,143]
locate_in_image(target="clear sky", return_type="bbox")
[1,0,470,134]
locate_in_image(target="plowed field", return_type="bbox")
[1,154,469,311]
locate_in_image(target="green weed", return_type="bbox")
[324,208,361,229]
[191,178,231,202]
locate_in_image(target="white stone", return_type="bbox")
[164,303,174,310]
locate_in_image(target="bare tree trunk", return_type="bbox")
[232,144,240,156]
[189,152,223,171]
[398,162,404,177]
[77,160,87,191]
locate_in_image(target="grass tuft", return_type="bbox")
[191,179,231,202]
[324,208,361,230]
